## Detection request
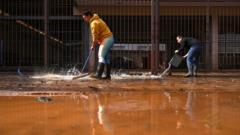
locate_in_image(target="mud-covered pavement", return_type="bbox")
[0,72,239,94]
[0,72,239,135]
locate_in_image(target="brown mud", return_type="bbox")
[0,73,239,135]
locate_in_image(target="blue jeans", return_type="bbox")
[186,45,201,73]
[98,36,114,64]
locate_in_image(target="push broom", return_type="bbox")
[160,53,184,77]
[72,50,93,80]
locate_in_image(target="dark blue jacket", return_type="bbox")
[178,37,200,52]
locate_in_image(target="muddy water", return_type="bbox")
[0,91,240,135]
[0,73,240,135]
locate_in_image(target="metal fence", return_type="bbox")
[0,0,240,72]
[0,0,82,71]
[219,15,240,69]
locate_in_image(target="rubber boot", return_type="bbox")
[184,65,193,78]
[193,65,198,77]
[91,63,105,79]
[184,72,193,78]
[103,64,111,80]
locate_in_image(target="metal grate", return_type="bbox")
[0,0,82,71]
[218,15,240,69]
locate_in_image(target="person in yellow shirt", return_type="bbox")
[82,11,114,80]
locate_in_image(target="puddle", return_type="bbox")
[0,91,239,135]
[0,73,239,134]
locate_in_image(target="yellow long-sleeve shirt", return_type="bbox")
[89,14,113,44]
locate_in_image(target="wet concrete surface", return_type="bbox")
[0,72,239,135]
[0,72,239,94]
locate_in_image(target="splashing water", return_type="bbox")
[112,72,163,80]
[31,66,81,80]
[29,66,165,81]
[31,74,74,80]
[66,66,81,76]
[31,72,163,81]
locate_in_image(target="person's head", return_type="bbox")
[81,11,93,22]
[176,35,183,44]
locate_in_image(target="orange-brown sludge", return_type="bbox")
[0,73,239,135]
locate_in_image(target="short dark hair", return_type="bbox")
[81,10,93,17]
[176,34,183,38]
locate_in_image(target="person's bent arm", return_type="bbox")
[183,53,188,58]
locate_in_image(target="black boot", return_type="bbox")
[103,64,111,80]
[91,63,105,79]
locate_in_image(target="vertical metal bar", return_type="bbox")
[135,4,138,69]
[151,0,156,74]
[56,0,59,67]
[225,8,228,69]
[155,0,159,73]
[16,1,20,67]
[49,1,52,67]
[191,8,194,38]
[205,0,211,71]
[7,1,9,66]
[234,8,237,69]
[226,9,229,68]
[0,40,3,66]
[151,0,159,74]
[11,1,13,66]
[60,2,62,66]
[222,8,226,69]
[236,7,240,68]
[0,13,2,66]
[44,0,49,68]
[70,15,72,67]
[148,8,151,70]
[4,1,7,66]
[62,1,64,67]
[1,1,4,66]
[11,1,14,65]
[170,8,172,67]
[212,13,219,71]
[136,1,139,70]
[39,1,42,66]
[30,1,33,66]
[113,0,117,69]
[127,0,130,69]
[19,4,22,67]
[69,0,72,66]
[187,7,190,36]
[198,7,202,65]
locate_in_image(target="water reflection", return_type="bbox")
[185,91,194,120]
[86,92,113,135]
[0,90,239,135]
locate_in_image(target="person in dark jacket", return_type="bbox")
[175,35,202,77]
